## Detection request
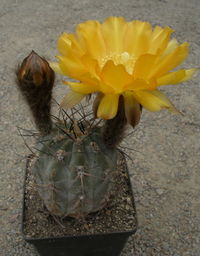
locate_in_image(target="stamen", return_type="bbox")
[99,52,136,74]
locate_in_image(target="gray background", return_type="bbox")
[0,0,200,255]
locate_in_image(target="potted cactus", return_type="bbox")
[16,17,196,256]
[17,51,137,256]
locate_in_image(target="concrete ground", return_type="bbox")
[0,0,200,255]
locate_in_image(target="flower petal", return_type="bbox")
[180,68,197,82]
[123,92,142,127]
[58,55,86,78]
[97,94,119,119]
[101,60,133,92]
[78,73,100,87]
[124,78,150,91]
[150,42,189,78]
[76,20,106,59]
[101,16,127,53]
[93,93,104,118]
[149,26,174,54]
[134,54,159,80]
[64,81,100,94]
[61,90,85,109]
[49,62,65,75]
[81,54,100,76]
[124,20,152,56]
[162,38,179,57]
[57,32,72,56]
[157,69,196,86]
[132,89,178,112]
[58,32,84,57]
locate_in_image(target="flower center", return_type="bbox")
[100,52,136,75]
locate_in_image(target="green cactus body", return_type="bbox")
[32,123,118,218]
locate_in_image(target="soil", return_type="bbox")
[23,154,137,239]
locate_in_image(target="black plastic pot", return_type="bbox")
[23,231,135,256]
[22,155,137,256]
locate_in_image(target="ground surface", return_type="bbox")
[0,0,200,255]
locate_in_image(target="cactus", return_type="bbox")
[32,123,118,218]
[16,51,137,219]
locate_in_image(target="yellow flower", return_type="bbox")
[51,17,196,120]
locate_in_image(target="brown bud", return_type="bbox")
[16,51,55,135]
[17,50,54,86]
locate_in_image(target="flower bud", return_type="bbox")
[16,51,55,135]
[17,50,54,87]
